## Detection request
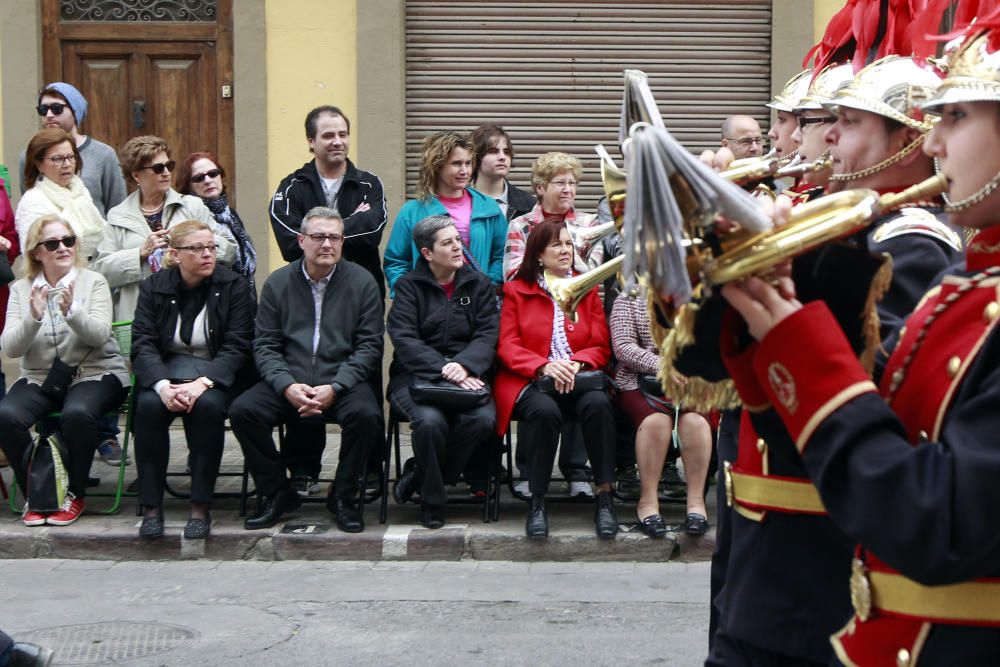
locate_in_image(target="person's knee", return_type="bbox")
[638,412,673,440]
[412,408,448,439]
[190,391,229,422]
[577,391,613,420]
[60,400,102,431]
[0,401,30,431]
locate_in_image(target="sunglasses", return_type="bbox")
[139,160,176,174]
[37,235,77,252]
[36,103,68,117]
[190,168,224,183]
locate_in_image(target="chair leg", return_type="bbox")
[379,417,394,524]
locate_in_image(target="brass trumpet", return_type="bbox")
[545,255,625,323]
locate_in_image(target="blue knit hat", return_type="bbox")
[39,82,88,127]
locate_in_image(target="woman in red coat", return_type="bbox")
[495,219,618,539]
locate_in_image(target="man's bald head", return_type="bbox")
[721,115,765,158]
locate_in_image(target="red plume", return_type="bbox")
[806,0,931,73]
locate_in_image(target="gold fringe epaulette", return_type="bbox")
[859,254,894,376]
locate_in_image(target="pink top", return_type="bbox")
[439,191,473,244]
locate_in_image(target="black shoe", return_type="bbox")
[244,489,301,530]
[183,514,211,540]
[615,465,641,498]
[331,496,364,533]
[138,509,164,539]
[10,642,54,666]
[636,512,668,538]
[393,457,419,505]
[525,494,548,539]
[683,512,709,536]
[595,490,619,540]
[420,502,445,529]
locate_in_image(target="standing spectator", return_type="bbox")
[91,135,235,323]
[387,215,499,528]
[230,207,384,533]
[15,129,106,262]
[19,82,126,216]
[176,151,257,293]
[0,215,129,527]
[0,176,19,401]
[469,124,535,222]
[384,131,507,294]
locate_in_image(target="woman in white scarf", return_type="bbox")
[15,128,106,263]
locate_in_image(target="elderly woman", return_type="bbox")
[383,131,507,294]
[130,221,255,539]
[176,151,256,293]
[0,214,129,526]
[91,135,236,322]
[495,219,618,539]
[15,128,106,262]
[386,215,499,529]
[610,289,712,537]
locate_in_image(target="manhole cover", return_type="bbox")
[19,621,198,665]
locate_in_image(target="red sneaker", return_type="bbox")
[47,494,84,526]
[22,506,47,527]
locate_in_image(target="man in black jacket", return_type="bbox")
[230,207,384,533]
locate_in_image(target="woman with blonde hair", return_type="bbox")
[383,131,507,294]
[0,214,129,527]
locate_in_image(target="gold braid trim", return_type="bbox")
[859,254,894,376]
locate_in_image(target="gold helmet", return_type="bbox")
[921,31,1000,112]
[767,69,812,112]
[823,55,941,131]
[795,62,855,111]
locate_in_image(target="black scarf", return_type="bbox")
[176,275,210,346]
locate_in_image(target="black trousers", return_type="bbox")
[512,385,615,496]
[514,420,592,482]
[391,385,496,506]
[709,408,741,652]
[133,387,233,507]
[705,625,828,667]
[0,375,126,499]
[229,381,383,500]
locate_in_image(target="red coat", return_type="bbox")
[0,180,19,333]
[494,277,610,434]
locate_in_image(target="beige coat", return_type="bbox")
[91,188,236,321]
[1,268,130,388]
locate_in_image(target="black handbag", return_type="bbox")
[39,356,78,402]
[410,378,490,410]
[23,433,70,512]
[534,369,610,397]
[638,373,665,398]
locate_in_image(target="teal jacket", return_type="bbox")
[383,187,507,295]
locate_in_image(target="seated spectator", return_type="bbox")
[130,221,256,540]
[469,124,535,222]
[176,151,257,293]
[386,215,499,528]
[494,220,618,539]
[91,135,236,322]
[383,131,506,293]
[0,214,129,527]
[15,128,106,262]
[503,151,605,281]
[229,207,384,533]
[610,289,712,537]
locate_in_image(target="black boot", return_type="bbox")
[525,494,548,539]
[244,488,301,530]
[595,490,619,540]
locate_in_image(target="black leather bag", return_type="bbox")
[39,356,78,402]
[410,378,490,410]
[534,369,610,397]
[24,433,70,512]
[638,373,665,398]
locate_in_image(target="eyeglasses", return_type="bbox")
[45,154,77,166]
[139,160,176,174]
[36,103,68,117]
[725,137,767,147]
[190,168,224,183]
[174,244,218,254]
[305,233,344,245]
[37,235,77,252]
[798,116,836,129]
[549,179,578,189]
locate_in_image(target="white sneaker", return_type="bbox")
[513,481,531,498]
[569,481,594,498]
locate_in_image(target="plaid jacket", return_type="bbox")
[502,204,604,281]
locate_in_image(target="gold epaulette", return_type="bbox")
[871,208,964,252]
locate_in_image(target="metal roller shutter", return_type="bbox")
[405,0,773,210]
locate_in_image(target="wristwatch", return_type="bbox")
[198,376,215,390]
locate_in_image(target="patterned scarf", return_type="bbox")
[538,274,573,361]
[203,193,257,285]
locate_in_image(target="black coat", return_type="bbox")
[386,262,499,393]
[131,265,256,391]
[506,181,536,222]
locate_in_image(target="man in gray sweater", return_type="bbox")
[230,207,384,533]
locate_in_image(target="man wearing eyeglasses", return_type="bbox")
[719,115,766,160]
[230,207,384,533]
[18,82,126,216]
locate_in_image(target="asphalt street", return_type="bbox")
[0,559,710,666]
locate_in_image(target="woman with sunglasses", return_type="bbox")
[176,152,257,293]
[15,128,107,263]
[0,214,129,526]
[92,135,236,322]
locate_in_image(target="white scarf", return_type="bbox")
[36,175,106,256]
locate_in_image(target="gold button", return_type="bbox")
[947,355,962,378]
[896,647,911,667]
[985,302,999,322]
[756,438,767,454]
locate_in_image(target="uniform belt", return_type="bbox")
[851,558,1000,625]
[724,462,826,516]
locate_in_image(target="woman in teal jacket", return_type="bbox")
[384,132,507,294]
